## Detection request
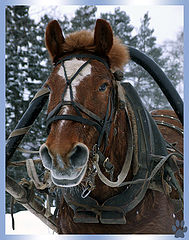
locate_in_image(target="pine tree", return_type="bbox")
[6,6,72,213]
[161,31,183,97]
[6,6,31,134]
[127,12,169,110]
[100,7,137,46]
[70,6,97,32]
[58,15,71,34]
[6,6,51,213]
[6,6,33,212]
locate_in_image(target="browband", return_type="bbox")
[54,53,110,70]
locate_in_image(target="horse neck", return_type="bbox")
[106,108,129,173]
[90,107,132,203]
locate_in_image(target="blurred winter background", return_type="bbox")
[5,5,183,234]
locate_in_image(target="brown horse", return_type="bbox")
[39,19,183,234]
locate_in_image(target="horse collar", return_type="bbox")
[62,82,172,224]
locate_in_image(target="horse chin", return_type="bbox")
[51,165,87,187]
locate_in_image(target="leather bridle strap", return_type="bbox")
[54,53,110,70]
[46,54,115,154]
[47,100,103,126]
[47,114,102,133]
[97,90,114,152]
[61,59,92,117]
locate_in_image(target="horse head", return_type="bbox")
[39,19,129,188]
[33,18,183,233]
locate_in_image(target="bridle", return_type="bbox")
[44,53,183,224]
[46,53,116,160]
[46,53,135,199]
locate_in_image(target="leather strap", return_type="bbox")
[54,53,110,70]
[47,54,116,156]
[47,114,102,133]
[93,84,134,187]
[62,82,183,224]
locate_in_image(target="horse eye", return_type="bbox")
[99,83,108,92]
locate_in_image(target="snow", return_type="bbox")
[5,211,165,239]
[6,210,57,235]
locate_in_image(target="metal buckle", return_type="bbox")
[81,181,96,198]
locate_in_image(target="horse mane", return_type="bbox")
[59,30,129,72]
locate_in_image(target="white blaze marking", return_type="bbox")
[57,58,91,128]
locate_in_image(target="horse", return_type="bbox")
[39,19,183,234]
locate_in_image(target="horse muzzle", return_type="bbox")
[39,143,89,187]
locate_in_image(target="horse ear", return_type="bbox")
[94,19,113,56]
[45,20,65,61]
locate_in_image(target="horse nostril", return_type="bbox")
[69,143,89,167]
[39,143,52,170]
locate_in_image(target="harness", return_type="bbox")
[62,80,182,224]
[46,54,183,224]
[5,48,183,231]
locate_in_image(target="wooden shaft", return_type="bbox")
[6,176,58,233]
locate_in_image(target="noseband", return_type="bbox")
[45,54,183,225]
[46,54,116,154]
